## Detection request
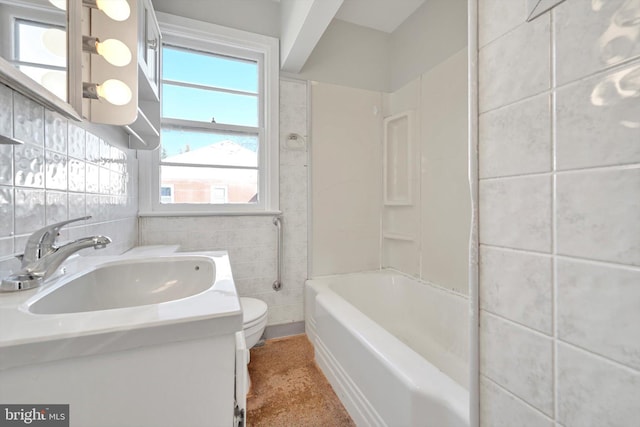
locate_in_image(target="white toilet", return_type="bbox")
[240,297,268,348]
[237,297,268,404]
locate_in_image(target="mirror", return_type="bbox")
[526,0,568,21]
[0,0,80,119]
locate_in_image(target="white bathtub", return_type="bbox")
[305,270,469,427]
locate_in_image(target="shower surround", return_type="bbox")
[477,0,640,425]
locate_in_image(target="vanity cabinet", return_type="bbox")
[124,0,161,150]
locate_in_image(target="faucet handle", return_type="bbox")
[22,216,92,266]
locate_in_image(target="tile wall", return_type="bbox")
[0,84,138,275]
[139,78,309,326]
[478,0,640,425]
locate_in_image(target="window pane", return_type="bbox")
[162,83,258,127]
[16,22,66,67]
[160,165,258,204]
[163,46,258,93]
[161,129,258,167]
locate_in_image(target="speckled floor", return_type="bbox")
[246,334,355,427]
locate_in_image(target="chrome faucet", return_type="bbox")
[0,216,112,292]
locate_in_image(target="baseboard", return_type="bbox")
[263,321,305,340]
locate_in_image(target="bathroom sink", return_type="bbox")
[27,256,216,314]
[0,247,244,427]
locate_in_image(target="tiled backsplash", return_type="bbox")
[478,0,640,425]
[139,79,309,326]
[0,84,138,274]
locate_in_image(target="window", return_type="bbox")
[160,46,260,205]
[140,14,279,215]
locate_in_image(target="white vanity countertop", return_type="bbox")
[0,246,242,371]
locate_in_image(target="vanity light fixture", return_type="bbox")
[82,0,131,21]
[48,0,67,10]
[83,79,132,106]
[70,0,138,124]
[83,36,132,67]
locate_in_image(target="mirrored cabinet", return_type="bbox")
[0,0,161,150]
[0,0,80,120]
[124,0,161,150]
[139,0,159,92]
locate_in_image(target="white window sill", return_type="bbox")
[138,210,282,218]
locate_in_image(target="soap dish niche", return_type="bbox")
[383,110,414,206]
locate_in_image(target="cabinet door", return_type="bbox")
[138,0,160,95]
[144,4,160,89]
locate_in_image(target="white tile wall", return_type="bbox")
[478,0,526,48]
[479,175,552,252]
[555,63,640,170]
[556,168,640,265]
[0,85,12,137]
[0,84,138,274]
[45,110,67,153]
[554,0,640,86]
[557,259,640,370]
[557,343,640,427]
[0,145,12,186]
[480,313,553,416]
[480,377,554,427]
[479,246,552,334]
[13,92,44,146]
[139,79,309,327]
[479,14,550,113]
[479,93,552,178]
[478,0,640,425]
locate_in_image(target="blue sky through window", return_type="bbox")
[163,47,258,92]
[162,84,258,126]
[161,46,259,157]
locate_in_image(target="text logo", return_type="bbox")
[0,405,68,426]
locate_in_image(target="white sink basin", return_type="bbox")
[28,256,216,314]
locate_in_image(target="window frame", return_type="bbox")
[139,12,279,216]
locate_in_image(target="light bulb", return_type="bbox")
[42,28,67,57]
[48,0,66,10]
[95,39,131,67]
[41,71,67,101]
[96,79,132,106]
[96,0,130,21]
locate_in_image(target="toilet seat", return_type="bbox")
[240,297,268,349]
[241,297,268,327]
